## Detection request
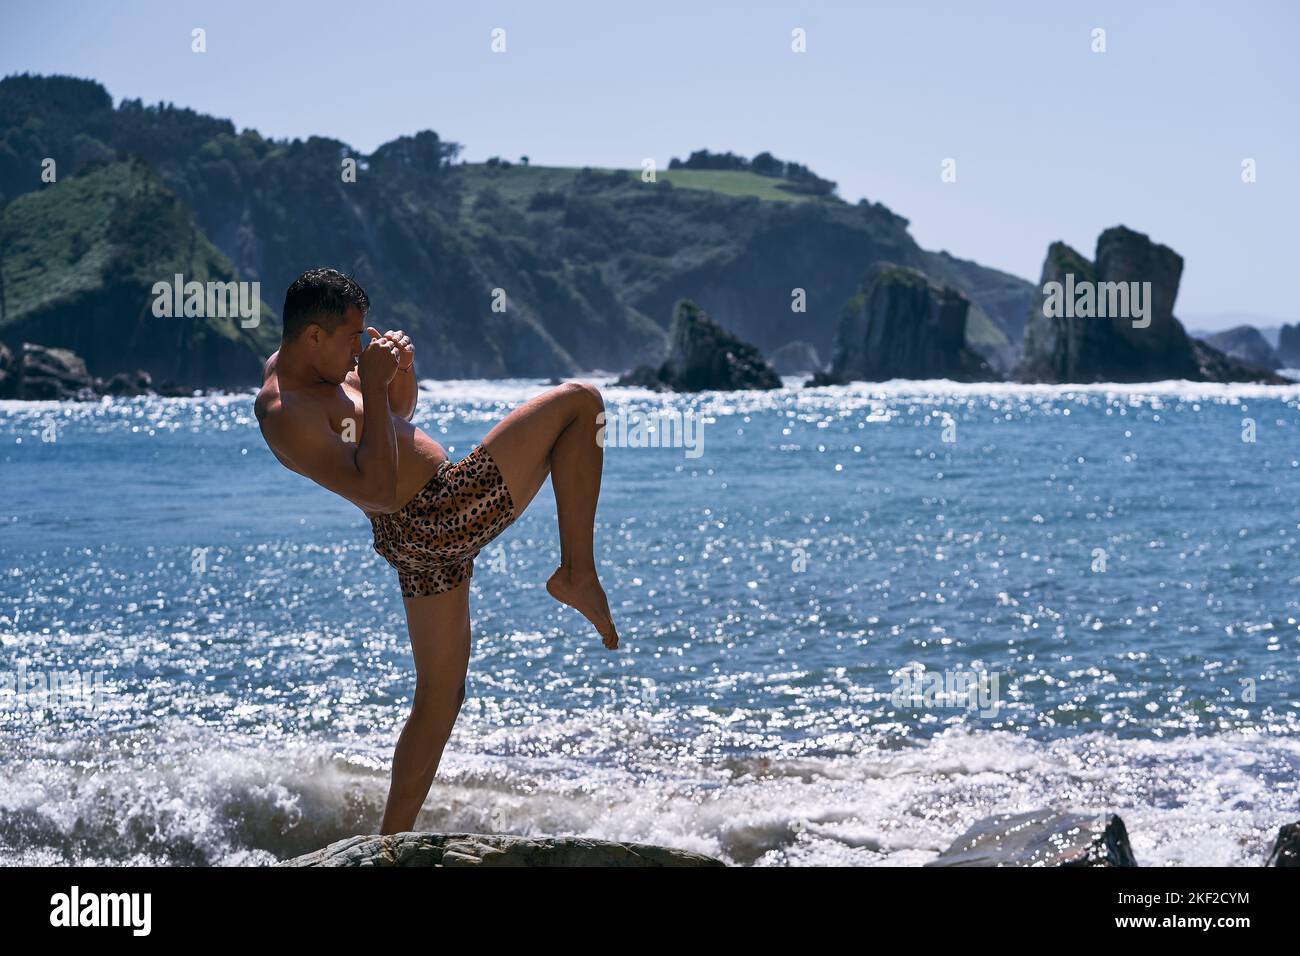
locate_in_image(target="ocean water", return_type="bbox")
[1,376,1298,867]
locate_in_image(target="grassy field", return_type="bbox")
[450,162,841,213]
[653,168,838,203]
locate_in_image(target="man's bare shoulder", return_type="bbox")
[254,351,280,423]
[254,388,283,432]
[254,358,321,456]
[254,383,282,433]
[255,389,296,465]
[256,383,320,439]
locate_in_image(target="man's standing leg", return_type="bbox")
[379,579,472,835]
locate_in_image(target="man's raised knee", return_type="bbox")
[582,381,604,411]
[559,379,603,411]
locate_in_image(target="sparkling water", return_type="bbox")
[1,377,1297,866]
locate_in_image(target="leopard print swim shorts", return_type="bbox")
[369,444,517,598]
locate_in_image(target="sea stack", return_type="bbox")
[1017,225,1286,383]
[815,264,998,383]
[615,299,781,391]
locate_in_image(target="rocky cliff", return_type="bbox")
[0,157,279,388]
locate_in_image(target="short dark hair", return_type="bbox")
[281,268,370,341]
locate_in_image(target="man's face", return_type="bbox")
[314,305,366,385]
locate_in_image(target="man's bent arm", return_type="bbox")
[260,401,398,514]
[356,377,399,510]
[388,364,417,420]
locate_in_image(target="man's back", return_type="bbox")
[254,351,294,471]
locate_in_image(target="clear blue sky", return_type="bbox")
[2,0,1296,327]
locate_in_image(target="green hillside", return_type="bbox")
[0,157,279,385]
[0,73,1034,383]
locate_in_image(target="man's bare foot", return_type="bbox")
[546,566,619,649]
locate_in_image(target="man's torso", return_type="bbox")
[254,352,447,518]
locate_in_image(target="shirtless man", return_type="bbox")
[253,267,618,835]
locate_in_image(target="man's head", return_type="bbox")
[281,268,371,384]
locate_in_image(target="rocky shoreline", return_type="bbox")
[279,832,727,867]
[0,341,205,400]
[277,814,1300,867]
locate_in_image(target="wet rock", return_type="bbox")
[278,832,727,867]
[1265,822,1300,867]
[102,369,154,397]
[15,342,97,400]
[804,370,846,387]
[154,381,198,397]
[612,363,671,391]
[1,343,169,399]
[924,809,1138,867]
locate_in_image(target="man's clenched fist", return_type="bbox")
[359,326,402,386]
[375,328,414,371]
